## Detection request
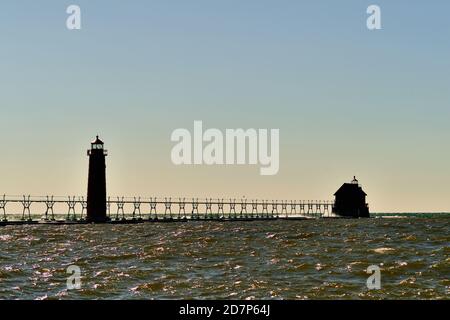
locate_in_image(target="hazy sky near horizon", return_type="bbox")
[1,1,449,212]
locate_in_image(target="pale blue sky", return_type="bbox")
[0,1,449,212]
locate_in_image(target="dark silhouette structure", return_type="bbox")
[86,136,109,222]
[333,176,370,218]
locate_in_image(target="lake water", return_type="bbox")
[0,216,449,299]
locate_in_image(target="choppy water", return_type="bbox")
[0,217,449,300]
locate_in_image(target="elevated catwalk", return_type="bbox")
[0,195,341,225]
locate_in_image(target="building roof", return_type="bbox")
[91,135,104,145]
[334,183,367,196]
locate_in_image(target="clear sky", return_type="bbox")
[0,1,449,212]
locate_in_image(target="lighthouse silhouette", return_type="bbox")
[86,136,109,222]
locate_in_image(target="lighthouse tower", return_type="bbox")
[86,136,109,222]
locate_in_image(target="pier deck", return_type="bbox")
[0,216,349,226]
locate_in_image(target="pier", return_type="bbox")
[0,195,339,225]
[0,137,370,225]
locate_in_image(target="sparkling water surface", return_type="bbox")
[0,217,449,299]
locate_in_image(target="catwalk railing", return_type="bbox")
[0,195,337,222]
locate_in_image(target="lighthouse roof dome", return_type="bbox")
[91,135,104,145]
